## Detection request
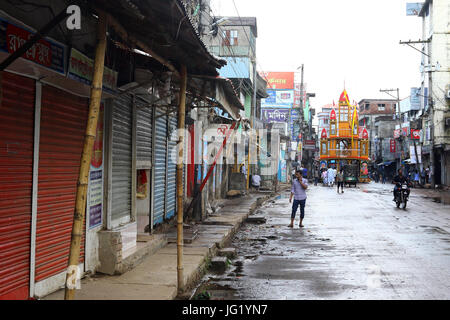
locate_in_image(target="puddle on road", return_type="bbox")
[193,283,237,300]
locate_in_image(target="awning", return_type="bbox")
[214,77,244,120]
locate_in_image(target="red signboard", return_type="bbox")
[260,72,294,89]
[393,129,401,139]
[304,140,315,145]
[402,127,409,137]
[390,139,396,153]
[5,23,52,67]
[411,129,420,140]
[0,18,66,74]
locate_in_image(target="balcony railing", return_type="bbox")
[324,148,368,158]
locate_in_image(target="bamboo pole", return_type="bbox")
[177,65,187,294]
[64,12,107,300]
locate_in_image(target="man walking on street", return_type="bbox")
[314,166,319,186]
[336,169,344,193]
[289,169,308,228]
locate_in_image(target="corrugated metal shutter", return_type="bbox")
[165,114,177,220]
[136,102,152,165]
[153,109,167,225]
[111,95,132,222]
[0,72,34,299]
[35,85,88,282]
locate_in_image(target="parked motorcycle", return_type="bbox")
[394,183,410,209]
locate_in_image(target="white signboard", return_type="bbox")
[410,145,422,164]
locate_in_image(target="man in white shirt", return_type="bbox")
[251,174,261,191]
[327,167,335,187]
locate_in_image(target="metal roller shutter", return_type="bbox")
[153,109,167,225]
[35,85,88,282]
[136,102,152,165]
[111,95,133,222]
[166,114,177,220]
[0,72,34,299]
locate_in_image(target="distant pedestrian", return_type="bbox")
[420,168,426,185]
[322,169,328,186]
[425,167,430,184]
[314,167,319,186]
[336,169,344,193]
[413,170,420,188]
[382,171,386,184]
[289,170,308,228]
[327,167,335,187]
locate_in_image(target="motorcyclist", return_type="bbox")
[392,168,411,201]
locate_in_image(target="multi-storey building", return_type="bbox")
[417,0,450,186]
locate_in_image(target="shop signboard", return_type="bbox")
[390,139,396,153]
[303,140,316,150]
[0,18,66,75]
[394,129,401,139]
[68,48,118,93]
[406,3,423,16]
[88,105,104,228]
[261,89,294,108]
[262,108,289,123]
[411,129,421,140]
[261,72,294,89]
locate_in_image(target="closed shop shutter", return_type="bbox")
[35,85,88,282]
[0,72,35,299]
[153,109,167,225]
[166,114,177,219]
[111,95,132,222]
[136,102,152,166]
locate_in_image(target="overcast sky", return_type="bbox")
[210,0,423,110]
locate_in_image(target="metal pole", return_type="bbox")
[65,12,107,300]
[177,65,187,294]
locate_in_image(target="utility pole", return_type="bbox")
[297,64,304,165]
[427,40,435,187]
[380,88,402,171]
[399,38,433,186]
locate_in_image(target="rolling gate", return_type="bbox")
[0,73,88,299]
[152,110,179,227]
[0,72,35,299]
[111,95,133,224]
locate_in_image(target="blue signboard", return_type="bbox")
[406,3,423,16]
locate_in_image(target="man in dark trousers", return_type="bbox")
[289,169,308,228]
[336,168,344,193]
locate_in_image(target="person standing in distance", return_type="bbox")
[336,169,344,193]
[289,169,308,228]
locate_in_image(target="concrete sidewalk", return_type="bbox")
[43,192,277,300]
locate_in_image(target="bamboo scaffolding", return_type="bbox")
[64,12,107,300]
[177,65,187,294]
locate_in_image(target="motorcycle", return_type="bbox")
[394,183,410,209]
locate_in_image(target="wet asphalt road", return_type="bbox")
[196,182,450,300]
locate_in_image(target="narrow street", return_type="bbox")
[195,182,450,300]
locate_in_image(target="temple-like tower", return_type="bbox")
[320,90,369,182]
